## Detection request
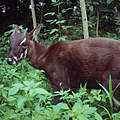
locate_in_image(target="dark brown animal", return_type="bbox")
[7,26,120,107]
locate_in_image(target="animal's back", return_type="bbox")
[45,37,120,83]
[50,37,120,51]
[54,38,120,88]
[45,37,120,70]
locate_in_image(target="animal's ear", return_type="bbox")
[11,25,20,37]
[19,28,28,45]
[27,28,36,40]
[27,26,41,41]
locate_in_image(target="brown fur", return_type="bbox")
[26,36,120,105]
[8,28,120,107]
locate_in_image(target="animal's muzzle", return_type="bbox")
[7,49,28,65]
[7,56,18,65]
[7,58,14,65]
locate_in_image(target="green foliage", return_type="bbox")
[101,32,120,40]
[88,0,120,36]
[98,74,120,119]
[0,59,51,120]
[1,9,120,119]
[37,0,120,42]
[0,58,120,119]
[71,100,101,120]
[0,32,10,59]
[44,0,72,42]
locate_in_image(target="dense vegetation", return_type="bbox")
[0,59,120,120]
[0,24,120,120]
[1,0,120,37]
[0,0,120,119]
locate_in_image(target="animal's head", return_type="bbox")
[7,25,28,65]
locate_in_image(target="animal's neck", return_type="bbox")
[27,40,48,69]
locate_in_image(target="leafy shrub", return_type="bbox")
[0,59,51,119]
[44,0,72,42]
[0,58,119,120]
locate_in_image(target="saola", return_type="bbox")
[7,25,120,108]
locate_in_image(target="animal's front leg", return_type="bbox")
[49,71,70,104]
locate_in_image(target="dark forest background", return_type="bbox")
[1,0,120,38]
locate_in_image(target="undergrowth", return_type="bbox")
[0,25,120,120]
[0,59,120,120]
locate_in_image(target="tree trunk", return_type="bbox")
[96,7,99,37]
[79,0,89,39]
[30,0,38,41]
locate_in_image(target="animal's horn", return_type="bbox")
[11,25,20,36]
[24,28,28,35]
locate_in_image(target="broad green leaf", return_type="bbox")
[34,82,41,88]
[83,105,96,115]
[19,25,23,30]
[0,85,4,88]
[7,96,16,102]
[44,12,55,16]
[56,20,66,24]
[72,100,97,120]
[46,20,54,22]
[46,19,57,24]
[17,96,27,109]
[61,8,72,13]
[21,108,30,114]
[107,0,112,4]
[13,83,23,88]
[49,29,59,34]
[24,80,35,87]
[40,70,45,73]
[89,6,93,11]
[58,36,67,41]
[94,112,103,120]
[51,0,56,2]
[112,112,120,120]
[61,25,72,29]
[2,90,7,98]
[53,102,69,112]
[8,86,19,96]
[29,88,49,97]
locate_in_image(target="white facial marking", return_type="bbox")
[14,56,18,61]
[24,49,28,58]
[8,58,12,62]
[20,53,24,59]
[20,37,26,45]
[12,60,16,65]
